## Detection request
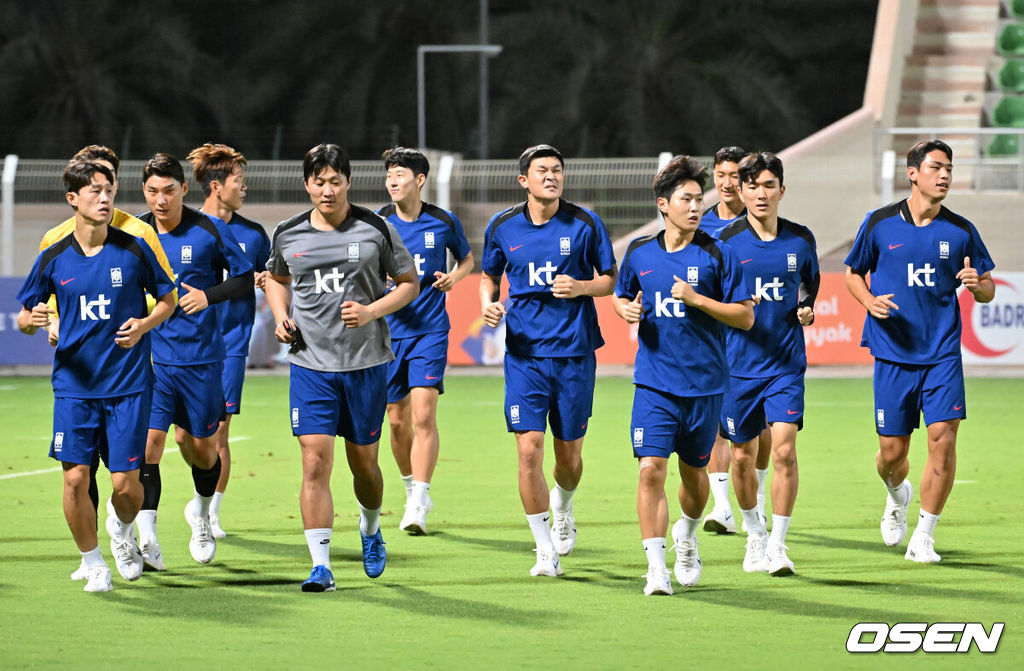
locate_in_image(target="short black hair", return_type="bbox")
[652,155,708,201]
[518,144,563,175]
[907,139,953,169]
[63,160,115,195]
[738,152,784,187]
[142,153,186,184]
[72,145,120,175]
[304,143,351,181]
[382,146,430,177]
[713,146,747,167]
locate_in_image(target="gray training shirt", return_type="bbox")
[267,205,415,372]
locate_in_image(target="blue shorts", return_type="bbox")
[51,391,150,471]
[386,332,447,404]
[150,362,224,439]
[289,363,386,445]
[222,355,247,415]
[503,352,596,441]
[873,358,966,436]
[720,371,805,443]
[631,385,721,467]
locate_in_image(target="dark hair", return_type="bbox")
[738,152,784,187]
[142,153,186,184]
[72,145,120,175]
[63,160,115,195]
[186,143,247,196]
[713,146,747,167]
[304,143,351,181]
[652,156,708,201]
[906,139,952,169]
[382,146,430,177]
[518,144,563,175]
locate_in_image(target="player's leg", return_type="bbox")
[103,392,148,581]
[71,444,103,581]
[547,354,594,556]
[722,376,768,558]
[138,363,174,569]
[751,428,771,529]
[705,435,734,533]
[211,355,246,537]
[402,385,440,534]
[766,421,798,575]
[299,433,337,590]
[637,456,672,595]
[63,461,112,592]
[671,392,720,588]
[386,342,414,500]
[873,359,920,548]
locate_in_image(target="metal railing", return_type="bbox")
[875,127,1024,191]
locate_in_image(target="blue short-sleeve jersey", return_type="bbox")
[700,205,746,238]
[616,229,752,396]
[17,227,175,398]
[844,200,995,364]
[215,212,271,358]
[718,217,820,377]
[138,206,253,365]
[481,199,616,357]
[377,202,472,337]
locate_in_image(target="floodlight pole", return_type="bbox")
[417,44,503,155]
[1,154,18,276]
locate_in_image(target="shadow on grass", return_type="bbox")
[346,583,557,626]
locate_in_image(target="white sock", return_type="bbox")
[709,473,730,511]
[401,474,413,499]
[527,512,555,552]
[755,468,768,501]
[106,500,129,535]
[304,528,332,569]
[410,480,430,508]
[193,492,213,518]
[915,510,940,538]
[81,546,104,568]
[359,504,381,536]
[769,515,791,546]
[550,484,575,513]
[885,480,909,506]
[642,537,667,570]
[740,507,766,536]
[678,512,700,539]
[136,510,157,539]
[210,491,224,517]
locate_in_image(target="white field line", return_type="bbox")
[0,446,182,481]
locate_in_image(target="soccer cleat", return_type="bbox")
[301,565,336,592]
[671,538,702,587]
[360,530,387,578]
[743,533,769,572]
[184,500,216,564]
[881,481,913,547]
[209,514,227,540]
[83,564,113,592]
[70,558,89,581]
[399,496,433,535]
[643,567,673,596]
[140,536,166,571]
[105,501,143,581]
[766,540,795,576]
[702,508,737,534]
[905,533,941,563]
[529,548,564,577]
[549,489,577,556]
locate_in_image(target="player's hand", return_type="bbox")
[432,271,454,292]
[115,317,144,349]
[672,275,700,306]
[340,300,374,328]
[623,291,644,323]
[179,282,209,314]
[868,293,898,319]
[482,301,507,328]
[28,303,54,328]
[797,306,814,326]
[274,318,296,343]
[551,274,583,299]
[47,317,60,346]
[254,271,269,291]
[955,256,980,290]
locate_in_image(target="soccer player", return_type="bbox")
[479,144,617,577]
[187,143,271,539]
[614,155,754,594]
[717,152,819,576]
[17,160,176,591]
[37,145,177,582]
[377,147,474,535]
[265,143,418,591]
[137,153,254,568]
[845,139,994,563]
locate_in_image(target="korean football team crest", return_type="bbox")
[560,236,571,256]
[424,232,435,249]
[110,267,123,287]
[348,242,360,262]
[687,266,699,285]
[787,253,797,271]
[510,405,520,424]
[181,245,192,264]
[633,427,644,448]
[939,241,949,259]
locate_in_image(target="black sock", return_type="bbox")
[141,463,161,510]
[88,451,100,529]
[191,457,222,498]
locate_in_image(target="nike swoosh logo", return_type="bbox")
[370,429,380,436]
[888,243,903,250]
[699,452,712,460]
[128,456,140,462]
[61,278,76,285]
[640,270,654,276]
[207,421,217,429]
[954,404,963,411]
[425,375,439,380]
[741,259,753,264]
[786,409,800,415]
[293,251,310,258]
[226,402,237,408]
[509,244,525,252]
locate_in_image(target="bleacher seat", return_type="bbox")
[987,133,1020,155]
[992,96,1024,126]
[999,59,1024,91]
[1011,0,1024,21]
[999,23,1024,55]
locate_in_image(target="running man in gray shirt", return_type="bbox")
[265,144,418,591]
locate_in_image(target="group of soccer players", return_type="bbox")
[17,137,994,596]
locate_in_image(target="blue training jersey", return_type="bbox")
[481,199,617,357]
[616,229,752,397]
[718,217,820,377]
[377,202,471,338]
[844,200,995,364]
[215,212,271,358]
[138,206,253,365]
[700,204,746,238]
[17,227,176,398]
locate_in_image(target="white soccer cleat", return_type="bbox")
[743,533,769,573]
[702,508,737,534]
[399,503,431,536]
[549,489,577,556]
[140,536,166,571]
[70,558,89,581]
[184,500,216,564]
[209,514,227,540]
[881,481,913,547]
[529,548,564,577]
[83,564,113,592]
[671,519,702,587]
[766,540,795,576]
[905,533,941,563]
[643,567,674,596]
[105,502,143,581]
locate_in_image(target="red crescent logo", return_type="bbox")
[959,278,1015,358]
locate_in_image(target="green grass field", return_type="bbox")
[1,374,1022,669]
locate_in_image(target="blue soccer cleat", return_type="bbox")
[301,565,336,592]
[360,530,387,578]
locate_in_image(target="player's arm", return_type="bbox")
[613,293,644,324]
[341,268,419,328]
[17,303,55,336]
[479,272,507,327]
[672,275,754,330]
[797,271,821,326]
[114,292,175,349]
[956,256,995,303]
[552,267,617,299]
[432,251,475,292]
[845,266,898,319]
[265,272,296,343]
